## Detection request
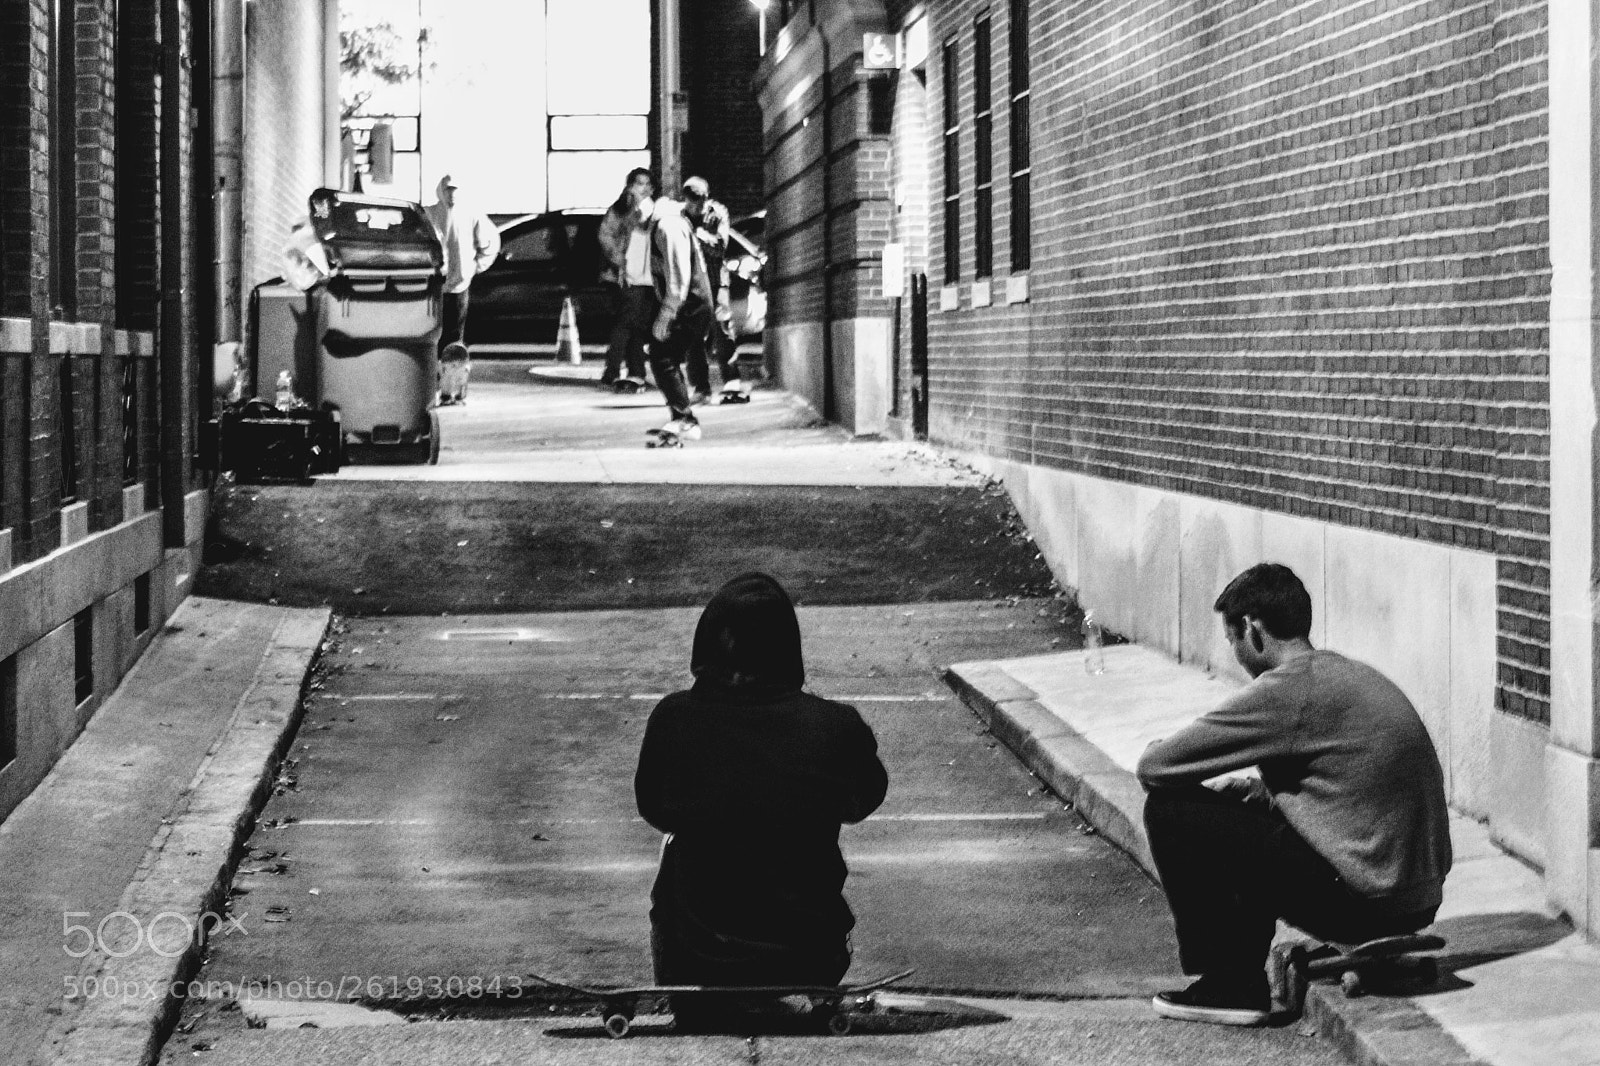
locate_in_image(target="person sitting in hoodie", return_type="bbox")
[634,572,889,1012]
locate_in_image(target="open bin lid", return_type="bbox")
[308,188,443,276]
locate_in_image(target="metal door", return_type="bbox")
[910,272,930,438]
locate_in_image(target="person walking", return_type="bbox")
[599,168,657,391]
[644,194,714,442]
[635,572,888,1027]
[422,173,500,405]
[680,176,739,403]
[1135,563,1452,1026]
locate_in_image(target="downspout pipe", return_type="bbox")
[818,20,834,422]
[212,0,245,346]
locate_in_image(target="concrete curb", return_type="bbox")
[41,608,331,1066]
[943,662,1486,1066]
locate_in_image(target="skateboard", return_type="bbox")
[438,343,470,405]
[1270,932,1446,1012]
[718,387,751,404]
[645,426,697,448]
[611,377,649,394]
[527,968,915,1038]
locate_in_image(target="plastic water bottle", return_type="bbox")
[1082,610,1106,675]
[275,370,295,411]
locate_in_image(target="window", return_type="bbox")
[1007,0,1032,272]
[134,573,151,636]
[973,15,993,280]
[49,0,77,318]
[501,223,561,264]
[0,656,14,769]
[942,39,960,285]
[74,608,93,706]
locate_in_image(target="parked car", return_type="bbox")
[467,206,768,350]
[465,209,614,347]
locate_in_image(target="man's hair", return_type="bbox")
[1213,563,1313,640]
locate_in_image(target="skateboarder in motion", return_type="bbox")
[1136,563,1453,1026]
[635,573,889,1026]
[642,195,715,446]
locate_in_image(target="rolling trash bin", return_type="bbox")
[307,188,445,464]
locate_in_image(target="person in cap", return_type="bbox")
[423,174,500,404]
[680,176,745,403]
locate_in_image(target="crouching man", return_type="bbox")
[1136,563,1452,1026]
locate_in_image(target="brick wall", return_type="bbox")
[682,0,764,217]
[919,0,1551,724]
[243,0,329,295]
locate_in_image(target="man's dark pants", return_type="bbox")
[604,285,655,384]
[649,297,712,423]
[1144,785,1434,979]
[440,290,470,352]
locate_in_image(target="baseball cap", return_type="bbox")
[682,176,710,197]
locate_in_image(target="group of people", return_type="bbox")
[642,563,1451,1032]
[420,169,747,435]
[599,168,749,443]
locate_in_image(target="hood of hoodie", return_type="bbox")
[690,572,805,699]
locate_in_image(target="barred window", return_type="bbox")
[973,14,993,280]
[942,38,960,285]
[1007,0,1031,272]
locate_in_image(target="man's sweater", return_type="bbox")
[1136,649,1452,913]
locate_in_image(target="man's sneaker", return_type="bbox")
[670,419,702,440]
[1152,975,1269,1026]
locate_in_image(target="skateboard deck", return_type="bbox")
[528,967,915,1038]
[612,377,649,394]
[718,389,751,404]
[1272,932,1445,1010]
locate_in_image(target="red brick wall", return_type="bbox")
[0,0,210,562]
[920,0,1551,723]
[682,0,764,217]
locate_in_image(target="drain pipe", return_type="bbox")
[818,18,835,422]
[213,0,245,346]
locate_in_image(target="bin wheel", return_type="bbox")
[825,1010,852,1036]
[427,410,441,465]
[603,1012,632,1039]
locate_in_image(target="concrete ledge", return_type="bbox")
[29,602,330,1066]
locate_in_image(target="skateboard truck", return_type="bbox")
[1270,932,1446,1015]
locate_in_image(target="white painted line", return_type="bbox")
[533,693,951,702]
[437,628,569,642]
[288,812,1046,828]
[342,694,463,702]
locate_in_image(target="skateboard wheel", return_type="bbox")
[1340,971,1366,997]
[826,1011,852,1036]
[603,1013,632,1039]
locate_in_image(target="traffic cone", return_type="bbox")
[557,297,582,365]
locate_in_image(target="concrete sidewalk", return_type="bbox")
[0,597,330,1066]
[946,643,1600,1066]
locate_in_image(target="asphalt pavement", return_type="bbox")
[6,362,1579,1066]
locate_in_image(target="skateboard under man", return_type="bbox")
[527,967,915,1038]
[611,377,649,394]
[1271,932,1446,1012]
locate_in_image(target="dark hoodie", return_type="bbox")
[634,573,888,981]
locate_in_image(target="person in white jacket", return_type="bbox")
[645,198,714,440]
[423,173,500,367]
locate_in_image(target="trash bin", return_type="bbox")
[306,187,444,464]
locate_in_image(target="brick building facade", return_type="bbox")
[0,0,336,823]
[757,0,1600,936]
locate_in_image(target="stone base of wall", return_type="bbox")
[968,454,1543,862]
[0,494,204,823]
